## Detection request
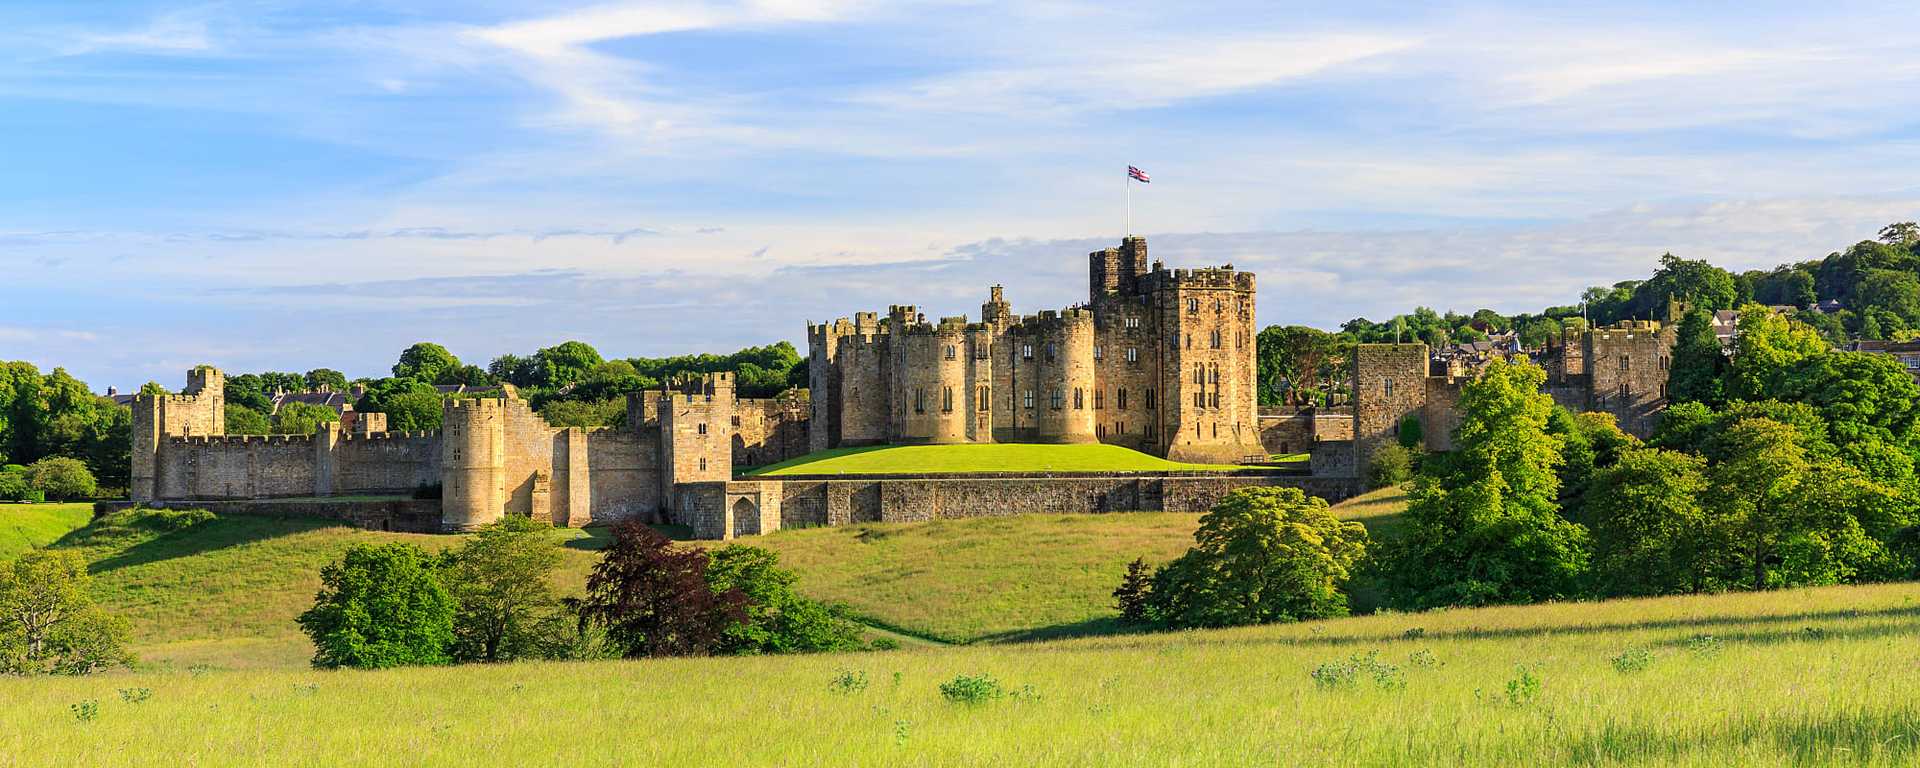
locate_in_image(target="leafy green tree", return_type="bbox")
[440,517,572,663]
[1708,419,1866,590]
[226,404,271,435]
[1517,317,1562,349]
[538,398,628,428]
[1585,449,1715,596]
[1385,360,1589,608]
[274,401,340,435]
[487,354,540,388]
[1725,304,1830,402]
[297,543,456,669]
[393,343,463,385]
[1779,351,1920,484]
[1667,308,1726,406]
[1878,221,1919,248]
[1365,443,1413,490]
[534,341,605,389]
[1256,325,1343,406]
[0,550,132,675]
[1140,487,1367,628]
[0,465,30,501]
[1633,253,1738,317]
[304,368,349,391]
[355,378,444,431]
[0,362,42,464]
[26,457,95,501]
[1396,413,1423,449]
[704,546,864,654]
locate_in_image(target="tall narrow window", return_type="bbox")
[1045,342,1057,362]
[1187,298,1199,314]
[697,423,708,435]
[914,388,925,413]
[1384,378,1395,398]
[1074,388,1084,409]
[1023,389,1035,408]
[1022,344,1033,359]
[1094,345,1103,360]
[975,343,988,360]
[1051,389,1064,409]
[1117,388,1128,410]
[1145,388,1156,410]
[1094,389,1104,409]
[1194,364,1205,384]
[1620,355,1630,371]
[1125,316,1141,329]
[1619,383,1630,400]
[978,386,990,411]
[698,458,707,471]
[1210,330,1221,348]
[944,345,956,360]
[1126,347,1139,363]
[941,386,953,412]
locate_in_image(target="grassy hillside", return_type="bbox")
[5,581,1916,766]
[729,486,1410,643]
[744,443,1260,476]
[0,502,93,560]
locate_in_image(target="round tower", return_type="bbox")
[440,399,505,531]
[1034,309,1097,443]
[893,318,971,444]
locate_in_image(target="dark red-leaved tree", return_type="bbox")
[577,522,746,658]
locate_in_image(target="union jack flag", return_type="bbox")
[1128,165,1150,183]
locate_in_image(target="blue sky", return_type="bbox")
[4,1,1919,391]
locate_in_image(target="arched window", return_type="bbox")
[914,388,925,413]
[942,386,953,412]
[1051,389,1064,409]
[1073,388,1084,409]
[944,345,956,360]
[1187,298,1199,314]
[979,386,990,411]
[1117,388,1128,410]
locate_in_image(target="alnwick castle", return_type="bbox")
[129,237,1676,539]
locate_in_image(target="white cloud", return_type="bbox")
[57,10,216,56]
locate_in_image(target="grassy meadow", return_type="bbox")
[0,502,93,560]
[743,443,1264,476]
[3,581,1916,766]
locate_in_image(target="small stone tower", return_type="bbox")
[130,366,226,502]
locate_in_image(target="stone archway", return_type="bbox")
[732,496,758,537]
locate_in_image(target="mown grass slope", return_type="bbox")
[731,486,1410,642]
[0,502,92,560]
[744,443,1261,476]
[5,581,1916,766]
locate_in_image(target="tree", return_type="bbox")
[0,550,132,675]
[1708,419,1837,590]
[1112,557,1153,624]
[26,457,95,501]
[1725,304,1829,402]
[1256,326,1342,406]
[1633,253,1738,318]
[576,523,745,658]
[1879,221,1920,248]
[539,398,628,428]
[304,368,349,392]
[534,341,605,389]
[1779,351,1920,484]
[1138,487,1367,628]
[0,465,31,502]
[226,404,271,435]
[1585,449,1715,596]
[1667,308,1725,407]
[1366,443,1413,489]
[355,378,444,431]
[1396,414,1423,449]
[392,343,462,385]
[1517,317,1562,349]
[704,545,863,654]
[440,517,572,663]
[274,401,339,436]
[1384,360,1589,608]
[297,543,455,669]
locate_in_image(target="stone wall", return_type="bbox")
[734,390,811,468]
[681,473,1360,539]
[100,498,444,533]
[1351,344,1431,466]
[1586,321,1675,438]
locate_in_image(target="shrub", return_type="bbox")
[0,550,133,675]
[939,673,1005,704]
[1111,557,1153,624]
[705,545,864,654]
[297,543,455,669]
[1365,443,1413,490]
[1310,651,1404,691]
[26,457,96,501]
[576,523,745,658]
[1396,414,1424,449]
[440,516,574,663]
[828,669,869,694]
[1141,487,1367,629]
[1610,647,1655,674]
[0,466,30,501]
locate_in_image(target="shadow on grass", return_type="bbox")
[1560,709,1920,765]
[1051,603,1920,654]
[980,616,1138,644]
[740,445,893,477]
[562,523,695,551]
[64,515,343,575]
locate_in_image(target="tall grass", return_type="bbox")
[2,581,1915,766]
[0,502,92,559]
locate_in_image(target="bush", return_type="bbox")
[26,457,96,501]
[0,466,30,501]
[1138,487,1368,629]
[0,551,133,675]
[440,516,574,663]
[1111,557,1153,624]
[576,523,745,658]
[1365,443,1413,490]
[705,545,864,654]
[939,673,1005,704]
[1396,414,1424,449]
[297,543,456,669]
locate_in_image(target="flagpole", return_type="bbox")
[1125,173,1132,236]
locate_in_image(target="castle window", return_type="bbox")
[1118,388,1128,410]
[1185,334,1192,349]
[1187,298,1199,314]
[1051,389,1064,409]
[1094,345,1103,361]
[1659,355,1669,371]
[699,458,707,471]
[1660,382,1668,398]
[979,386,990,411]
[1194,364,1205,384]
[1045,342,1056,362]
[914,388,925,414]
[1023,389,1035,408]
[942,386,953,412]
[1214,299,1222,313]
[1384,378,1395,398]
[1097,423,1105,438]
[697,423,708,435]
[1209,363,1219,383]
[1195,392,1205,407]
[1022,344,1033,360]
[945,345,956,361]
[1213,422,1218,438]
[1209,392,1219,408]
[1145,422,1156,438]
[1619,383,1629,400]
[1094,389,1104,409]
[1125,316,1141,329]
[1620,355,1630,371]
[1125,347,1139,363]
[731,415,740,426]
[1145,388,1156,410]
[975,344,988,360]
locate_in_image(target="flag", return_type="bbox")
[1128,165,1150,183]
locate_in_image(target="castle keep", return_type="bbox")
[129,235,1679,539]
[808,236,1264,464]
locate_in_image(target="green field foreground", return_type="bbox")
[0,502,93,560]
[744,443,1263,476]
[3,581,1917,766]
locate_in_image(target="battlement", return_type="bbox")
[447,398,510,411]
[339,430,439,441]
[169,433,316,446]
[1595,319,1662,336]
[1144,265,1256,291]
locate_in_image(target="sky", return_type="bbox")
[3,1,1919,391]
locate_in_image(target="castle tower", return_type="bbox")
[894,317,975,444]
[1029,309,1098,444]
[441,399,507,531]
[661,372,737,520]
[1350,343,1432,469]
[130,366,226,502]
[1152,265,1262,463]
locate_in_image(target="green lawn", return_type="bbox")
[5,581,1917,766]
[744,443,1260,476]
[0,502,94,560]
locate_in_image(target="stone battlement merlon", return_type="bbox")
[168,434,317,445]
